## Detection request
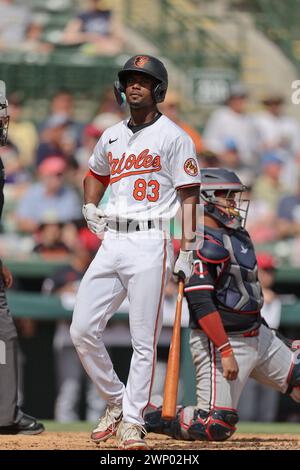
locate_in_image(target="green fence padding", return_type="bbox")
[4,256,300,282]
[5,289,300,323]
[5,258,68,278]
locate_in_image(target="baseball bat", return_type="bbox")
[162,279,184,420]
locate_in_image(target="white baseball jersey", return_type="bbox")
[88,114,200,221]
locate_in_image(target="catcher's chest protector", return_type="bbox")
[206,227,263,313]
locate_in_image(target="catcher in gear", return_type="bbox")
[145,168,300,441]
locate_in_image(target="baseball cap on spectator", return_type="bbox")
[84,124,104,139]
[226,82,248,101]
[224,137,238,152]
[256,252,276,270]
[46,113,70,129]
[261,150,284,167]
[38,156,66,176]
[38,213,62,226]
[93,112,120,130]
[261,93,285,106]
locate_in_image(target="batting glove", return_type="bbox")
[82,203,106,235]
[173,249,194,282]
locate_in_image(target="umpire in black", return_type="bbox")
[0,82,44,434]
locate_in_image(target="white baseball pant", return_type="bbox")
[70,228,173,424]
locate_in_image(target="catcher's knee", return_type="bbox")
[144,405,209,441]
[286,351,300,403]
[205,408,238,441]
[177,406,209,441]
[179,407,238,442]
[144,405,238,442]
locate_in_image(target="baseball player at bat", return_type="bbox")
[145,168,300,441]
[0,81,44,435]
[70,55,200,449]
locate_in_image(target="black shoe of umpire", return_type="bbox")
[0,413,45,435]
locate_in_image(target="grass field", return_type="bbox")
[42,421,300,434]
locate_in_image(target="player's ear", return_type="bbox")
[114,80,126,107]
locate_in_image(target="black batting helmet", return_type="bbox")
[114,54,168,106]
[200,168,249,230]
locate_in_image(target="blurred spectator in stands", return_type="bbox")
[252,93,300,191]
[62,0,123,56]
[159,90,203,155]
[252,151,288,213]
[33,220,71,260]
[73,122,103,193]
[77,225,102,254]
[0,140,31,228]
[48,91,74,121]
[8,94,39,169]
[15,157,81,233]
[239,253,281,422]
[203,83,256,176]
[37,114,77,166]
[277,173,300,265]
[96,88,124,117]
[0,0,31,50]
[75,123,103,169]
[245,183,278,243]
[43,249,105,422]
[277,173,300,240]
[41,91,82,140]
[257,253,281,330]
[220,138,240,169]
[0,140,30,187]
[19,18,54,55]
[92,112,121,134]
[92,88,124,132]
[198,149,220,168]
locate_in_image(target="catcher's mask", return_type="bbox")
[200,168,249,230]
[0,80,9,147]
[114,54,168,107]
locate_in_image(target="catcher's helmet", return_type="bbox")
[114,55,168,106]
[200,168,249,230]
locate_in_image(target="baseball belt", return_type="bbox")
[107,219,158,232]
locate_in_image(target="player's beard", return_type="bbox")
[128,97,151,109]
[129,101,143,109]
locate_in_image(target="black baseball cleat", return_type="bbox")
[0,413,45,435]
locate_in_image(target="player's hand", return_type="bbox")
[221,351,239,381]
[82,203,106,235]
[173,249,194,282]
[1,264,13,289]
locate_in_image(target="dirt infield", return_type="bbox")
[0,432,299,450]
